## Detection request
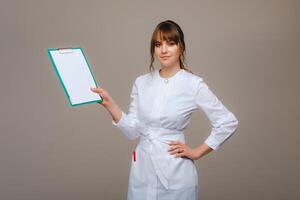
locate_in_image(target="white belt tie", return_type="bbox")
[136,124,185,190]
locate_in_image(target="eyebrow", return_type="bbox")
[154,40,176,44]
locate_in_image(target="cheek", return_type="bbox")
[171,51,180,61]
[170,47,180,56]
[154,49,160,57]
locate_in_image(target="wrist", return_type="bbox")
[193,148,202,160]
[193,143,213,160]
[106,100,117,111]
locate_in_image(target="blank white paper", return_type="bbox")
[49,48,101,105]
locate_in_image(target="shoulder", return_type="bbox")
[134,71,155,85]
[181,69,205,87]
[180,69,211,98]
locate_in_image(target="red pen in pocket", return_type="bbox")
[133,150,136,162]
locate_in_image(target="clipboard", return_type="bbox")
[47,47,103,107]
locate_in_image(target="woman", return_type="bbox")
[91,20,238,200]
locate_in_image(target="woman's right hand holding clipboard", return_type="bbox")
[90,87,122,124]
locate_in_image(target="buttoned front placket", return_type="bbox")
[150,76,172,127]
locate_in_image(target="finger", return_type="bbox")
[168,146,178,153]
[168,144,181,151]
[90,87,103,93]
[169,149,180,155]
[169,146,181,154]
[168,140,180,145]
[90,88,97,93]
[175,152,186,158]
[169,147,184,155]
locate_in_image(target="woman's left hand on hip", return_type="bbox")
[168,140,199,160]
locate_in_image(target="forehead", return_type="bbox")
[154,30,177,42]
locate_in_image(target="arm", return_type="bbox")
[194,78,239,151]
[168,78,238,160]
[90,88,122,122]
[168,141,213,160]
[91,80,141,140]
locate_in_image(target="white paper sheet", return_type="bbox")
[49,48,102,106]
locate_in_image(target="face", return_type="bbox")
[154,38,181,69]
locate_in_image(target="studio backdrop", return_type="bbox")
[0,0,299,199]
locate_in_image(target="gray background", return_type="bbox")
[1,0,299,199]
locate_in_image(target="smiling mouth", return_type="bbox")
[161,56,170,59]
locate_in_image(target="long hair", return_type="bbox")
[149,20,192,73]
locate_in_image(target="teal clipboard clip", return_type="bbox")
[47,47,103,107]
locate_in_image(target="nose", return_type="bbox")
[161,43,168,54]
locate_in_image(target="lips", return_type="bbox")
[161,56,170,59]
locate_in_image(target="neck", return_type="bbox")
[159,64,181,78]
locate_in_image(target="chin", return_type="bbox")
[160,64,171,68]
[161,62,174,68]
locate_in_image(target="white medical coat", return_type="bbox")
[112,69,239,200]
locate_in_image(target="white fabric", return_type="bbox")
[112,69,238,200]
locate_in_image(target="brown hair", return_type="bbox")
[149,20,192,73]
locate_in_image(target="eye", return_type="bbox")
[154,42,161,47]
[168,41,176,46]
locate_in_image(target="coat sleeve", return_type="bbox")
[194,78,239,150]
[111,79,140,140]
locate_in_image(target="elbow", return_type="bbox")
[224,116,239,138]
[228,111,239,132]
[230,117,239,135]
[209,117,239,150]
[234,118,239,131]
[124,131,140,141]
[127,135,139,141]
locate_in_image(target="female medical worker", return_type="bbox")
[91,20,239,200]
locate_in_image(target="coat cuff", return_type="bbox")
[204,135,221,150]
[112,111,127,128]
